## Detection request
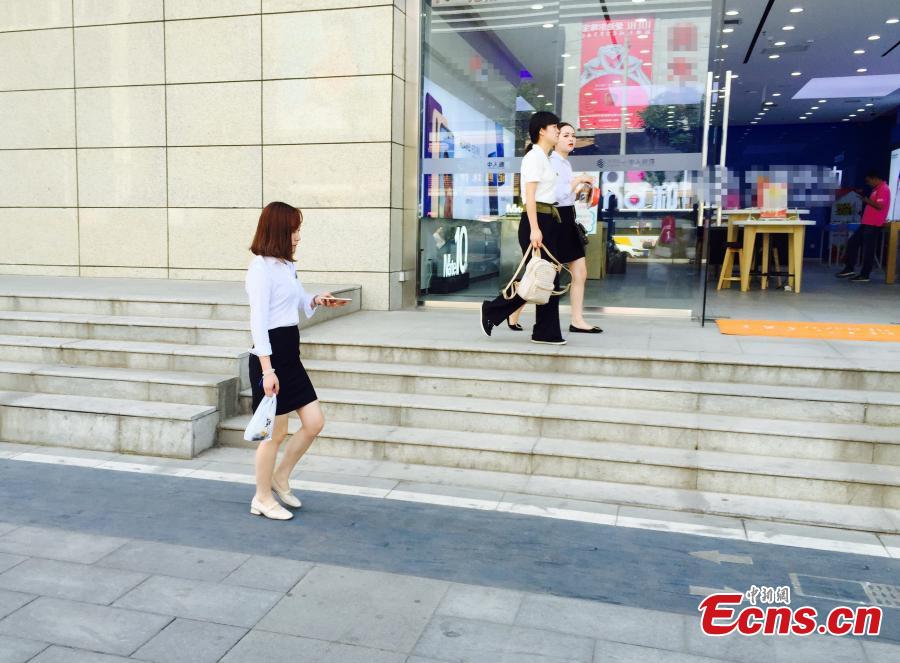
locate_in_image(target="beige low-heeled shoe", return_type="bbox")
[271,477,302,509]
[250,496,293,520]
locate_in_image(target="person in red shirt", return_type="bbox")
[837,170,891,283]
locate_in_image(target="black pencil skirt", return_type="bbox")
[249,325,318,416]
[555,205,586,264]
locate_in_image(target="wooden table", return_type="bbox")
[886,221,900,285]
[732,219,816,293]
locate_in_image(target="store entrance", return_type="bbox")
[417,0,720,318]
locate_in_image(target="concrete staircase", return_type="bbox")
[0,276,360,458]
[217,337,900,530]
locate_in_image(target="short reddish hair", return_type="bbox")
[250,201,302,261]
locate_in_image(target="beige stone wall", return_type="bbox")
[0,0,418,310]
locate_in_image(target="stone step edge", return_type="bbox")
[0,361,236,388]
[0,284,359,307]
[0,334,248,359]
[0,390,217,421]
[300,338,898,376]
[247,360,900,408]
[0,310,251,331]
[217,417,900,486]
[240,387,900,445]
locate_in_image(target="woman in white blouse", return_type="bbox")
[480,111,568,344]
[246,202,346,521]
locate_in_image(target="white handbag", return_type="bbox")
[503,246,571,305]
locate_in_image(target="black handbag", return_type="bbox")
[576,222,589,246]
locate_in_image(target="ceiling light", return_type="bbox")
[818,99,826,103]
[751,121,758,124]
[857,68,868,73]
[632,0,646,3]
[849,114,857,117]
[638,34,649,39]
[723,28,734,33]
[782,25,795,31]
[590,101,597,105]
[557,83,565,87]
[567,65,576,70]
[811,106,819,109]
[731,74,739,79]
[791,71,802,76]
[773,92,782,97]
[769,54,780,59]
[799,116,807,119]
[854,49,866,54]
[720,44,729,48]
[842,118,850,121]
[545,102,553,106]
[868,34,880,40]
[561,53,571,58]
[887,18,900,25]
[537,94,545,98]
[774,41,786,46]
[530,4,544,9]
[790,7,804,13]
[542,23,555,28]
[726,10,739,16]
[640,49,650,54]
[765,101,774,105]
[865,103,874,107]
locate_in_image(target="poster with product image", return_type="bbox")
[889,148,900,221]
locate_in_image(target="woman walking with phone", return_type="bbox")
[480,111,567,345]
[246,201,347,521]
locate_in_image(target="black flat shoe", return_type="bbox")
[507,319,524,331]
[569,324,603,334]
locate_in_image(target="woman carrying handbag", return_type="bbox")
[245,201,347,521]
[479,112,569,345]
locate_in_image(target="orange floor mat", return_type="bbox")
[716,320,900,342]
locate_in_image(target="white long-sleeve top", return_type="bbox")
[245,255,316,357]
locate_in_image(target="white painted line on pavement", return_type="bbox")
[2,449,893,557]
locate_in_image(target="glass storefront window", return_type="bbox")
[417,0,715,314]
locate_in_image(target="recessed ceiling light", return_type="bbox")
[751,121,758,124]
[791,71,802,76]
[865,103,874,107]
[799,116,807,119]
[715,75,721,79]
[887,18,900,25]
[783,25,795,31]
[632,0,646,3]
[530,3,544,8]
[773,92,782,97]
[557,83,565,87]
[857,68,868,73]
[731,74,739,79]
[726,10,739,16]
[765,101,774,105]
[854,49,866,54]
[723,28,734,33]
[561,53,571,58]
[857,108,865,112]
[545,102,553,106]
[720,44,729,48]
[849,114,857,117]
[790,7,804,13]
[774,41,787,46]
[868,34,880,40]
[769,54,780,59]
[536,94,545,98]
[818,99,826,103]
[843,118,850,121]
[542,23,554,28]
[811,106,819,109]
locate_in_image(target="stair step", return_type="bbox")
[0,311,253,346]
[238,386,900,464]
[0,276,359,323]
[0,361,238,412]
[300,338,900,391]
[0,335,248,388]
[215,418,900,508]
[0,390,218,458]
[291,359,900,425]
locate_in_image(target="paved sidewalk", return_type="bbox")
[0,520,896,663]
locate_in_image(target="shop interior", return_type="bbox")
[417,0,900,323]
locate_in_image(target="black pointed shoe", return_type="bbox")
[569,324,603,334]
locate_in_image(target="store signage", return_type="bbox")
[442,226,469,277]
[421,153,703,175]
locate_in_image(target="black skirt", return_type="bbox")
[249,325,318,416]
[555,205,586,264]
